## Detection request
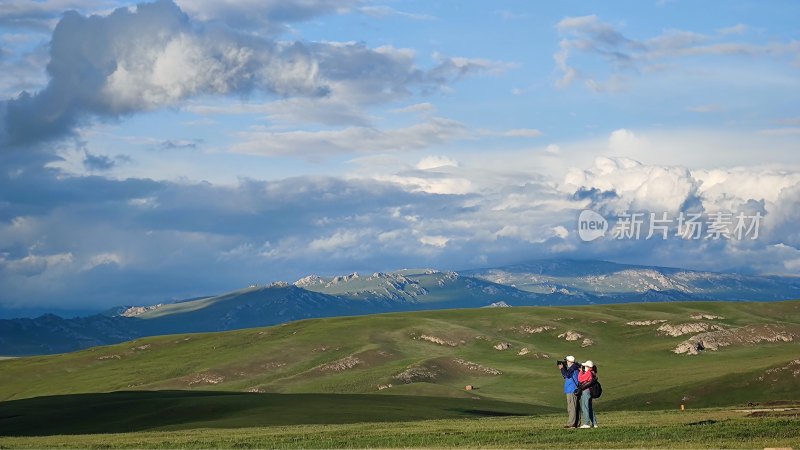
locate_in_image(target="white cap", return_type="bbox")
[565,355,575,362]
[583,360,594,368]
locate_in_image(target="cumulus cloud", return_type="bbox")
[3,145,800,309]
[0,0,503,149]
[608,128,647,153]
[564,156,701,213]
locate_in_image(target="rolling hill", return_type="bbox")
[3,259,800,356]
[2,300,798,412]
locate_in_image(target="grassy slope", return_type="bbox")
[1,301,799,411]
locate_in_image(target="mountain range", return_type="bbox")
[2,259,799,356]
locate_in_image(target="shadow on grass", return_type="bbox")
[0,390,556,437]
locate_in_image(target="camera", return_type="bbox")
[557,359,581,367]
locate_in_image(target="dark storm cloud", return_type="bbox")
[82,152,115,171]
[0,167,471,308]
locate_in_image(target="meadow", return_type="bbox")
[1,301,799,448]
[1,405,798,448]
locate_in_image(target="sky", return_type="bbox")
[0,0,799,313]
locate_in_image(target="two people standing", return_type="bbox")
[558,355,599,428]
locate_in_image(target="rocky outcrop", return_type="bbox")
[626,319,668,326]
[188,373,225,386]
[581,338,595,347]
[453,358,502,375]
[558,331,583,341]
[416,334,462,347]
[120,304,163,317]
[658,322,724,337]
[518,325,555,334]
[317,356,362,372]
[673,325,797,355]
[493,342,512,351]
[394,365,441,383]
[517,347,530,356]
[483,301,511,308]
[689,313,725,320]
[758,359,800,381]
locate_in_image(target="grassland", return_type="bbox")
[0,301,798,448]
[1,406,798,448]
[2,301,799,409]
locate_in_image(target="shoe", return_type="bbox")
[592,425,598,428]
[579,424,591,429]
[563,425,575,428]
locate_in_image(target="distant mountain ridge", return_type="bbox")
[462,259,800,302]
[2,259,799,356]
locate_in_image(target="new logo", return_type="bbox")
[578,210,608,242]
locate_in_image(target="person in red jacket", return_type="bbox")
[577,360,598,428]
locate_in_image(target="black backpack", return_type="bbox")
[590,380,602,399]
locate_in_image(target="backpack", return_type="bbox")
[590,380,602,399]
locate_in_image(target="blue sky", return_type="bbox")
[0,0,799,312]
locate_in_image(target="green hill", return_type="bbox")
[1,301,799,412]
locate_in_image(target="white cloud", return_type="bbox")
[608,128,647,153]
[1,2,505,147]
[545,144,561,154]
[376,173,474,195]
[2,252,73,276]
[564,156,700,213]
[230,118,467,157]
[554,14,800,90]
[416,155,458,170]
[4,141,800,309]
[309,230,361,252]
[419,235,449,248]
[83,252,123,270]
[393,102,437,114]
